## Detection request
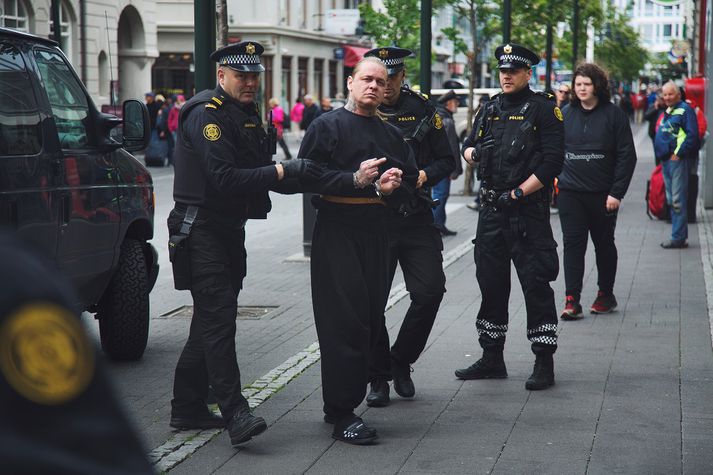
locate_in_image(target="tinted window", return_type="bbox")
[34,48,90,149]
[0,42,42,155]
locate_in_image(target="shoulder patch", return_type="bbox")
[534,90,556,102]
[203,123,222,141]
[554,106,563,122]
[0,304,95,405]
[205,103,217,110]
[433,112,443,129]
[210,96,224,107]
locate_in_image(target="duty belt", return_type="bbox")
[479,187,548,207]
[320,195,386,206]
[174,203,247,228]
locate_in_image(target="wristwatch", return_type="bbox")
[513,188,524,200]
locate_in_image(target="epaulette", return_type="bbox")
[401,85,430,103]
[533,90,556,102]
[205,95,225,110]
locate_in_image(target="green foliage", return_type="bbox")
[594,4,648,81]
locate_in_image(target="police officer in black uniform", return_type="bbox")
[0,232,154,474]
[456,44,564,390]
[168,41,320,446]
[363,47,455,406]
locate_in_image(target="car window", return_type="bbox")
[34,48,90,149]
[0,42,42,155]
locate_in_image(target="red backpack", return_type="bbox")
[646,164,668,219]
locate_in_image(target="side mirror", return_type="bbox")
[123,100,150,152]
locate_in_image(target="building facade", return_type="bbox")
[614,0,690,53]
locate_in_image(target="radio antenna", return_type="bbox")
[105,11,115,108]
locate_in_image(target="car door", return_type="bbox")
[31,47,120,306]
[0,39,60,258]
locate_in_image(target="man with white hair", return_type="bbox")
[654,81,699,249]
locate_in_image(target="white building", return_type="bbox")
[614,0,690,54]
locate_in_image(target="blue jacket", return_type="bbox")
[654,100,699,161]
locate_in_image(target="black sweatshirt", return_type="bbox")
[559,101,637,200]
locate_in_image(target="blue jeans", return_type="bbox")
[431,178,450,228]
[662,158,690,242]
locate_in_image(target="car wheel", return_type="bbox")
[97,238,150,361]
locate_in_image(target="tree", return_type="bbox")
[358,0,454,85]
[594,5,648,81]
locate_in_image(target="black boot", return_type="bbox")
[391,357,415,398]
[525,354,555,390]
[455,350,507,380]
[366,379,390,407]
[228,409,267,446]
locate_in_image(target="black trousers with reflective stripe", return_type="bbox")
[370,220,446,381]
[169,209,249,422]
[311,204,390,419]
[474,201,558,355]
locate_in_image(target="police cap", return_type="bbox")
[494,43,539,70]
[210,41,265,73]
[438,89,458,104]
[364,46,414,75]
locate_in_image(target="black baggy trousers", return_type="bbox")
[370,218,446,381]
[169,209,250,422]
[310,203,389,419]
[474,200,559,355]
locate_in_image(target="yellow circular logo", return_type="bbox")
[0,304,94,405]
[554,107,563,122]
[434,112,443,130]
[203,123,221,141]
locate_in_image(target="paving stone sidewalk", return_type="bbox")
[110,125,713,474]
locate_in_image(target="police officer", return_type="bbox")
[456,43,564,390]
[363,47,455,406]
[0,232,154,473]
[168,41,320,446]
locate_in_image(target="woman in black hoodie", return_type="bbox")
[558,63,637,320]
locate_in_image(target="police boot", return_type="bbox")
[228,408,267,446]
[391,357,415,398]
[454,350,507,380]
[366,379,390,407]
[525,354,555,390]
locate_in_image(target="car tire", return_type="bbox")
[98,238,150,361]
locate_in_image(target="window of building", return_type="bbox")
[0,41,42,155]
[34,48,90,149]
[663,24,672,38]
[329,60,337,98]
[49,0,74,61]
[644,0,653,16]
[0,0,30,32]
[298,57,308,98]
[314,59,323,99]
[282,56,292,106]
[261,55,273,115]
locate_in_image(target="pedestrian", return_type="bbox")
[268,97,292,159]
[298,56,416,445]
[145,91,160,130]
[654,81,699,249]
[299,58,418,445]
[457,43,564,390]
[557,63,637,320]
[432,89,463,236]
[290,98,304,136]
[0,232,153,474]
[362,46,454,406]
[168,41,321,447]
[645,93,666,162]
[320,96,333,114]
[168,94,186,153]
[555,83,570,108]
[300,94,321,131]
[155,94,173,164]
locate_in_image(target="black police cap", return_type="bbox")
[210,41,265,73]
[438,89,458,104]
[364,46,414,75]
[494,43,540,70]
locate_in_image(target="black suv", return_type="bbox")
[0,28,157,360]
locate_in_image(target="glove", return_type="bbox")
[496,190,515,210]
[473,136,495,161]
[282,158,322,180]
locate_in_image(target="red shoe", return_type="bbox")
[560,295,583,320]
[590,291,617,314]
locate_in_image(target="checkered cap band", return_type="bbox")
[221,54,261,65]
[383,57,405,66]
[499,54,532,67]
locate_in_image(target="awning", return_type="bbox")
[343,46,370,68]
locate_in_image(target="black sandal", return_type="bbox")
[331,416,378,445]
